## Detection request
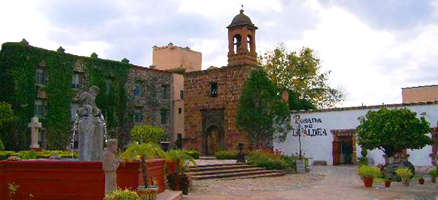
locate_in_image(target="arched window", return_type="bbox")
[233,34,242,54]
[247,35,253,52]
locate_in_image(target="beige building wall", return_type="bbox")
[153,43,202,72]
[171,74,185,142]
[402,85,438,103]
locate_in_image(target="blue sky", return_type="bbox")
[1,0,437,107]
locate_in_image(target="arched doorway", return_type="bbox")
[206,126,223,155]
[201,109,225,156]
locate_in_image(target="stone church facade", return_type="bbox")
[183,10,258,155]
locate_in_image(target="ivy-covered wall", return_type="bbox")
[0,41,172,150]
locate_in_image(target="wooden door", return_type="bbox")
[332,141,340,165]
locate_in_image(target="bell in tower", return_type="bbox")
[227,9,258,66]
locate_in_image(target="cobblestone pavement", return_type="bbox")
[184,165,438,200]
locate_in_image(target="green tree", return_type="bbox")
[236,69,291,148]
[259,44,344,108]
[357,107,432,158]
[130,124,167,144]
[0,102,17,150]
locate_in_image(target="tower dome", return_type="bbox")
[227,9,258,66]
[227,9,257,29]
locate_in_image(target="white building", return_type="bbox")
[274,101,438,166]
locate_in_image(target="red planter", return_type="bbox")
[0,159,165,200]
[419,179,425,184]
[384,181,391,187]
[165,160,177,174]
[363,177,374,187]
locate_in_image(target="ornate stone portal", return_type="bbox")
[201,109,224,156]
[77,86,105,161]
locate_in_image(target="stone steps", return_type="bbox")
[156,190,182,200]
[187,166,265,176]
[188,163,285,180]
[189,163,252,172]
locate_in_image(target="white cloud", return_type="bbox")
[285,7,397,107]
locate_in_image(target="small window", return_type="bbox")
[178,108,182,114]
[160,110,168,124]
[134,82,142,96]
[71,73,80,88]
[211,82,217,97]
[180,90,184,100]
[162,85,168,99]
[35,100,44,116]
[35,69,46,85]
[105,79,112,95]
[134,109,143,123]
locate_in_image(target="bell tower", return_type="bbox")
[227,9,258,66]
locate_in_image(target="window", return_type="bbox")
[105,79,112,95]
[35,100,43,116]
[134,82,142,96]
[160,110,168,124]
[134,109,142,123]
[210,82,217,97]
[71,73,80,88]
[180,90,184,100]
[162,85,168,99]
[35,69,46,85]
[233,35,242,54]
[70,103,79,120]
[178,108,182,114]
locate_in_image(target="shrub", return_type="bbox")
[18,150,37,159]
[0,150,78,160]
[183,150,200,159]
[130,124,166,144]
[358,165,380,179]
[429,169,437,177]
[105,188,140,200]
[247,150,289,170]
[215,150,238,159]
[396,167,413,179]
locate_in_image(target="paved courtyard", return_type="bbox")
[184,165,438,200]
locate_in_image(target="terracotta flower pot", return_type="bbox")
[384,180,391,187]
[419,178,425,185]
[362,177,373,187]
[402,178,410,186]
[137,186,159,200]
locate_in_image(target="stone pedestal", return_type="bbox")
[236,143,245,163]
[296,160,305,174]
[78,116,104,161]
[28,116,42,149]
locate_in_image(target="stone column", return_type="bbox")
[28,116,42,149]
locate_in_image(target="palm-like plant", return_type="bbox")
[165,150,196,174]
[119,142,165,188]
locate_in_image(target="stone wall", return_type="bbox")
[183,65,255,154]
[126,66,172,136]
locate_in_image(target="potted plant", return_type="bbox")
[119,142,165,200]
[358,165,380,187]
[384,177,392,187]
[395,167,413,186]
[164,150,196,195]
[429,168,437,183]
[418,176,425,185]
[105,188,141,200]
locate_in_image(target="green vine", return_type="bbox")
[0,41,130,150]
